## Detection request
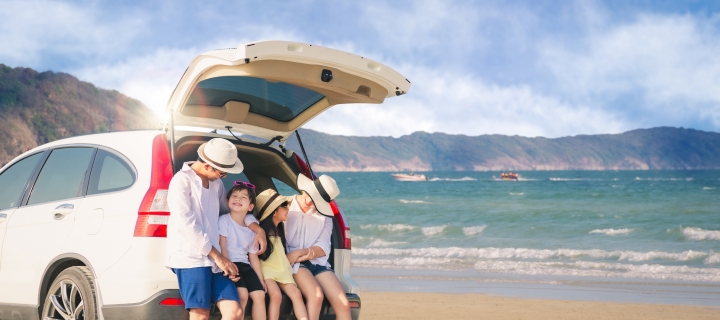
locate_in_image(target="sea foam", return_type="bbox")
[399,199,430,204]
[429,177,477,181]
[367,239,407,248]
[589,228,635,235]
[683,227,720,241]
[421,225,447,236]
[462,225,487,236]
[360,224,416,232]
[353,247,709,262]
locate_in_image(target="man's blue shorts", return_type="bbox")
[172,267,240,310]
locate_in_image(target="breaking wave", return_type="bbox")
[422,225,447,236]
[429,177,477,181]
[360,224,416,232]
[399,199,431,204]
[589,228,636,236]
[462,225,487,236]
[683,227,720,241]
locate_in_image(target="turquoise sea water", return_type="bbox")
[319,171,720,304]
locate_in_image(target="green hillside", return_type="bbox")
[0,64,158,166]
[286,127,720,171]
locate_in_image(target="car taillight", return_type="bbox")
[159,298,185,306]
[294,154,352,250]
[134,134,173,237]
[330,200,351,250]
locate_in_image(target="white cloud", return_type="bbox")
[70,27,303,116]
[305,65,627,138]
[541,14,720,126]
[0,0,145,65]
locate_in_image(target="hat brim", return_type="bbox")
[296,174,334,217]
[197,142,244,174]
[259,195,294,222]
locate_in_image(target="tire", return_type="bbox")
[41,266,97,320]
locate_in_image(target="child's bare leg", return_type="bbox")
[264,279,282,320]
[237,287,249,313]
[293,268,323,320]
[279,283,309,320]
[249,289,267,320]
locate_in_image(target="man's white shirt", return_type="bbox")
[285,194,333,268]
[165,162,258,272]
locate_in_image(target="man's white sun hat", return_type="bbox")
[197,138,244,174]
[296,173,340,217]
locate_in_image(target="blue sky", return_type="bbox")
[1,0,719,138]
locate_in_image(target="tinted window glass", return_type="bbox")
[272,178,297,196]
[221,172,250,197]
[187,76,325,121]
[88,150,136,195]
[28,148,95,205]
[0,153,43,210]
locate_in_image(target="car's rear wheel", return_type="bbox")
[42,266,97,320]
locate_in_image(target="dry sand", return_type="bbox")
[360,291,720,319]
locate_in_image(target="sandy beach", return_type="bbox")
[360,291,720,320]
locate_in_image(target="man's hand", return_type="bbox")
[252,230,267,255]
[208,248,239,281]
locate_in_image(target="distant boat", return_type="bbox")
[493,172,519,181]
[391,172,428,181]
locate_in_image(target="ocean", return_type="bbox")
[311,171,720,306]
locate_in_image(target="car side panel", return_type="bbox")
[97,238,179,305]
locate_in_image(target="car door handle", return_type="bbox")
[53,204,75,220]
[0,213,6,223]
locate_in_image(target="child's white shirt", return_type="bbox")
[218,213,258,264]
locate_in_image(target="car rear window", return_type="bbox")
[186,76,325,122]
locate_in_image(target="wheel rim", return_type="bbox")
[44,280,85,320]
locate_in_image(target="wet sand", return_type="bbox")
[360,291,720,320]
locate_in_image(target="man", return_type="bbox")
[166,138,266,320]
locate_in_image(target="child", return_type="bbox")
[255,189,310,320]
[219,182,267,320]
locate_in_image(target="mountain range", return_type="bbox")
[2,64,719,171]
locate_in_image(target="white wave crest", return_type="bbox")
[703,187,715,190]
[635,177,694,181]
[549,178,588,181]
[589,228,635,235]
[509,192,524,196]
[705,253,720,265]
[352,258,720,282]
[399,199,430,204]
[421,225,447,236]
[353,247,709,262]
[462,225,487,236]
[360,224,416,232]
[683,227,720,241]
[366,239,407,248]
[429,177,477,181]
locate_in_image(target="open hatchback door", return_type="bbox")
[164,40,412,141]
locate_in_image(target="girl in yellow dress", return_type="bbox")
[255,189,310,320]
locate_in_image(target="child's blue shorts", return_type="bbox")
[172,267,240,310]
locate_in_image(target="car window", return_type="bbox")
[87,150,136,195]
[27,147,95,205]
[187,76,325,122]
[0,153,43,211]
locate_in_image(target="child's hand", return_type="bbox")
[262,281,267,293]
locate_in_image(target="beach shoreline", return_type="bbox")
[360,291,720,320]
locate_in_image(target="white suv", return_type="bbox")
[0,41,410,320]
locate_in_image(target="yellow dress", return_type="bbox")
[260,236,296,284]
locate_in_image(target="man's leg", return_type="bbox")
[211,272,243,320]
[173,267,214,320]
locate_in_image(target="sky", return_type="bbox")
[1,0,720,138]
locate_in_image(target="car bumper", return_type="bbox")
[101,289,188,320]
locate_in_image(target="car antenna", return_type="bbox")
[294,130,315,178]
[225,126,243,142]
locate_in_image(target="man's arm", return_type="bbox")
[244,214,267,255]
[167,177,213,257]
[207,247,239,281]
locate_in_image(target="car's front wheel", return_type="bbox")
[42,266,97,320]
